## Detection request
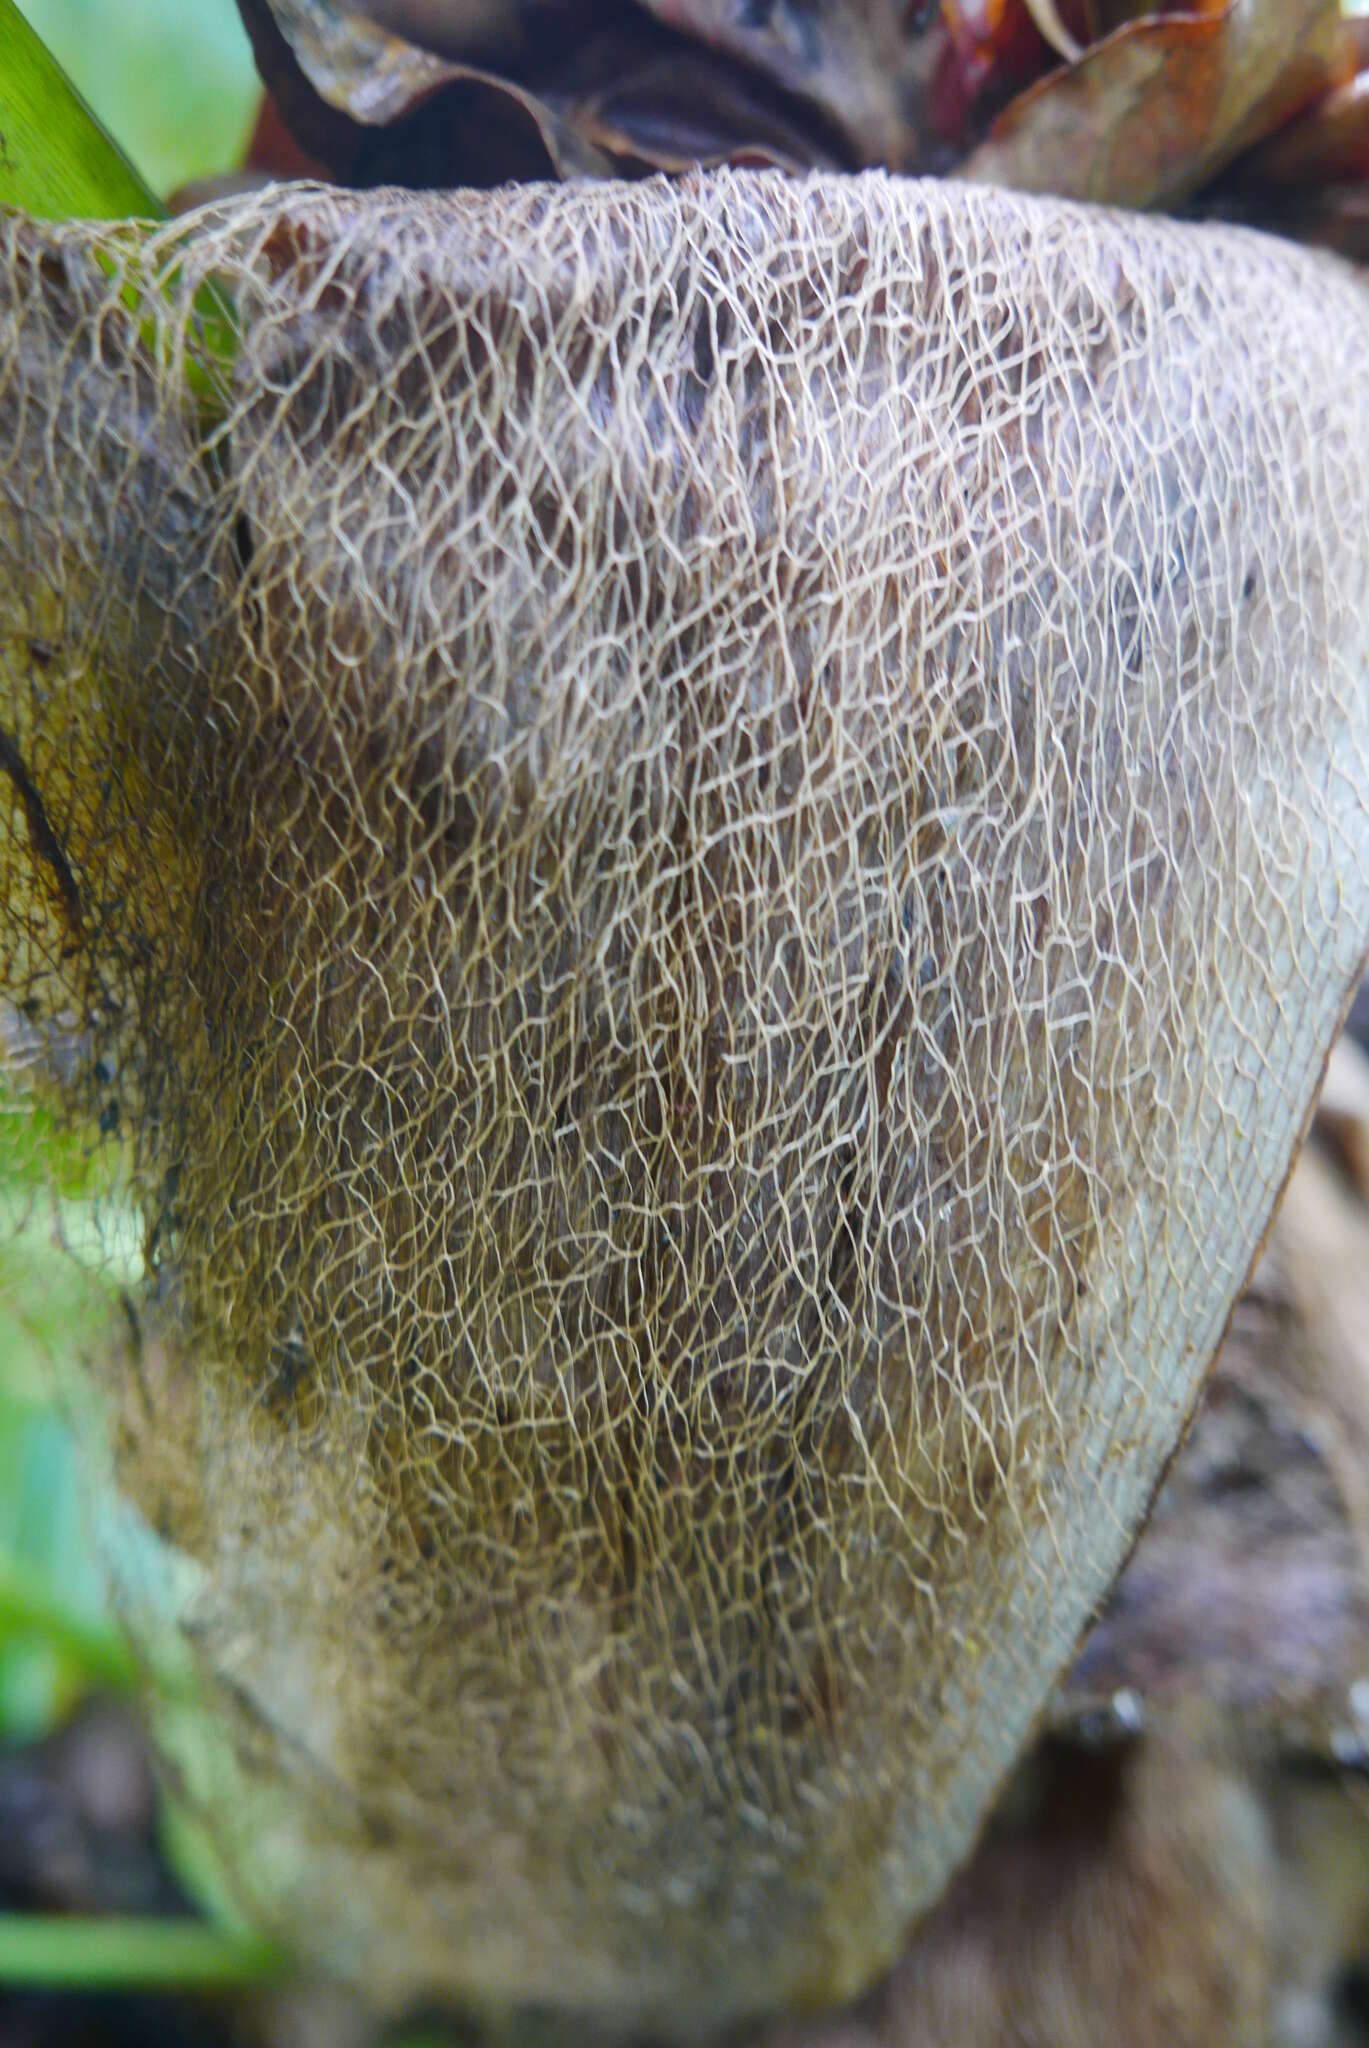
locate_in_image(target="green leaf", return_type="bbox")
[0,1913,288,1989]
[13,0,259,200]
[0,0,162,220]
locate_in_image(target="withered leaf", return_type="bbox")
[234,0,1110,185]
[237,0,858,182]
[235,0,1369,212]
[261,0,459,124]
[632,0,936,167]
[334,0,973,167]
[921,0,1071,163]
[236,0,616,182]
[963,0,1353,209]
[1235,65,1369,187]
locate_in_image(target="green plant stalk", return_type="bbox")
[0,1914,288,1988]
[0,0,163,219]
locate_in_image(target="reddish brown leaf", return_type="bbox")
[1238,67,1369,185]
[246,88,333,181]
[963,0,1353,209]
[924,0,1070,158]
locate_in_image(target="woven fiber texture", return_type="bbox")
[1,171,1369,2030]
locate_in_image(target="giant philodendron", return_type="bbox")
[1,14,1368,2036]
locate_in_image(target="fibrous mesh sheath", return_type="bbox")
[1,171,1369,2029]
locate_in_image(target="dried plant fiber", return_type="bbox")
[1,170,1368,2033]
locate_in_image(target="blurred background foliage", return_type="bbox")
[0,1088,141,1747]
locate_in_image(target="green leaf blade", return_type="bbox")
[0,0,162,220]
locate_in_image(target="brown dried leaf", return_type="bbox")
[921,0,1076,163]
[238,0,1369,207]
[1051,1125,1369,1750]
[236,0,848,182]
[259,0,459,123]
[632,0,934,166]
[352,0,592,63]
[765,1739,1277,2048]
[1314,1036,1369,1197]
[1236,66,1369,186]
[964,0,1353,209]
[238,0,1096,184]
[309,0,957,161]
[236,0,616,182]
[553,46,839,172]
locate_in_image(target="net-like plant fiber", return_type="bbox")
[1,170,1368,2032]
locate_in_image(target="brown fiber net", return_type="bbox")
[1,171,1368,2030]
